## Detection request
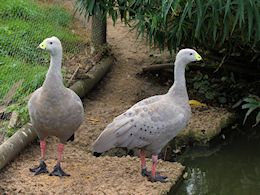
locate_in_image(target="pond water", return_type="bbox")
[170,125,260,195]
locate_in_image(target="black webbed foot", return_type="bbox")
[141,168,167,178]
[30,160,49,175]
[49,163,70,177]
[141,168,167,182]
[141,168,150,177]
[148,174,168,183]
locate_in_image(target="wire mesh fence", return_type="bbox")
[0,0,85,102]
[0,0,88,136]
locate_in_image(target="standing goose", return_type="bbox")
[92,48,202,182]
[28,36,84,177]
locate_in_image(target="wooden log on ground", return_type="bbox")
[70,56,114,98]
[0,56,114,170]
[0,124,35,170]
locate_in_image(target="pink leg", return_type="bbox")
[49,143,70,176]
[57,143,64,163]
[30,140,48,174]
[149,155,167,182]
[40,140,46,160]
[151,155,158,178]
[140,149,146,170]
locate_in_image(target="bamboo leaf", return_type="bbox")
[253,112,260,127]
[243,97,259,104]
[224,0,231,20]
[254,4,260,41]
[243,106,258,125]
[247,2,253,41]
[241,103,258,109]
[238,0,245,27]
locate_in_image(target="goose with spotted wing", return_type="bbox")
[92,48,202,182]
[28,37,84,177]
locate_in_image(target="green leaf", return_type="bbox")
[224,0,231,20]
[241,103,257,109]
[247,2,253,41]
[243,97,259,104]
[253,112,260,127]
[243,105,259,125]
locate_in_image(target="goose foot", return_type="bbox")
[148,174,168,183]
[141,168,166,179]
[49,162,70,177]
[30,160,48,175]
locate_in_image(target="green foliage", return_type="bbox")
[0,0,81,65]
[187,71,248,106]
[241,96,260,126]
[0,57,47,101]
[192,73,217,100]
[0,0,82,101]
[0,0,84,136]
[6,101,29,129]
[76,0,260,61]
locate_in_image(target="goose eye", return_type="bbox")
[189,53,192,55]
[50,42,53,45]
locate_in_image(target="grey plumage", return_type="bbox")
[28,36,84,143]
[93,49,202,155]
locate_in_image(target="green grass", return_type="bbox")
[0,56,46,101]
[0,0,84,134]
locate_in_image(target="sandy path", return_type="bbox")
[0,18,183,194]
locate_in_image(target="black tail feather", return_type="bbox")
[93,152,102,157]
[67,134,75,142]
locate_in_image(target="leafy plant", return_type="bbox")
[234,95,260,126]
[76,0,260,62]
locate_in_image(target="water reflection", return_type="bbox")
[171,126,260,195]
[185,168,208,195]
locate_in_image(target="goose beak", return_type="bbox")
[195,53,202,61]
[38,40,47,49]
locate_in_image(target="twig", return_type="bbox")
[68,66,80,85]
[214,55,227,73]
[2,80,24,106]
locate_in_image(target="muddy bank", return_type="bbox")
[177,107,236,145]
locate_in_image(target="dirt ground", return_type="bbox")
[0,2,185,194]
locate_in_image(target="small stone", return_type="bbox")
[183,172,188,179]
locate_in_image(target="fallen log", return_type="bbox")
[0,124,36,170]
[0,56,114,170]
[70,56,114,98]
